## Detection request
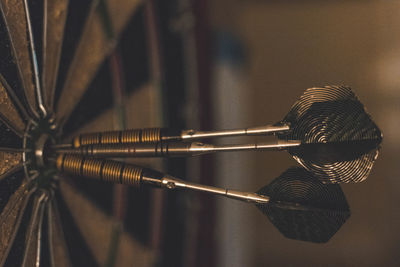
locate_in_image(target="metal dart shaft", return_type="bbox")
[56,154,269,204]
[180,124,290,140]
[56,140,301,158]
[146,176,270,203]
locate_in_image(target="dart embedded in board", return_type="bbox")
[59,86,383,184]
[56,154,350,243]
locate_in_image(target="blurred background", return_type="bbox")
[69,0,400,266]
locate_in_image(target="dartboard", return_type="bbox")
[0,0,165,266]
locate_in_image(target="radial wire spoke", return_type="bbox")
[23,0,48,117]
[21,193,48,267]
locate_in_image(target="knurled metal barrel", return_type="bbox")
[73,128,164,148]
[56,154,143,187]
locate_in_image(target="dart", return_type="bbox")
[69,86,381,147]
[69,124,289,148]
[56,154,350,243]
[57,134,380,184]
[58,137,378,161]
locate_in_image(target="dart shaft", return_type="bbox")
[180,124,290,140]
[57,140,301,158]
[71,124,290,147]
[155,176,270,203]
[56,154,269,204]
[209,140,301,152]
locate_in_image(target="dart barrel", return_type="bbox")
[56,154,143,186]
[73,128,181,147]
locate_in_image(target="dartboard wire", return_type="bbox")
[42,0,49,109]
[23,121,36,183]
[22,0,47,118]
[21,192,48,267]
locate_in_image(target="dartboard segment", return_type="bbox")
[0,16,30,117]
[42,0,69,111]
[47,200,72,267]
[56,0,142,127]
[0,0,155,266]
[3,192,36,267]
[0,150,23,180]
[0,75,27,135]
[0,0,39,117]
[0,180,34,266]
[58,179,154,266]
[55,185,102,267]
[0,169,26,212]
[0,121,23,149]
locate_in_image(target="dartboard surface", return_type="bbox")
[0,0,158,266]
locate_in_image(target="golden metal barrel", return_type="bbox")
[73,128,162,147]
[57,154,142,187]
